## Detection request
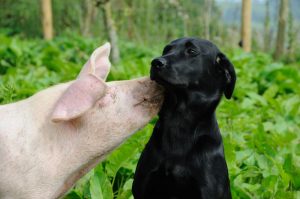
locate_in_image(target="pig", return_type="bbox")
[0,43,163,199]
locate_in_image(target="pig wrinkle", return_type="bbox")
[54,153,106,199]
[97,86,117,108]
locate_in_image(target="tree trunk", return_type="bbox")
[82,0,95,37]
[204,0,212,40]
[264,0,270,52]
[287,7,295,62]
[102,1,120,64]
[41,0,53,40]
[241,0,252,52]
[273,0,289,60]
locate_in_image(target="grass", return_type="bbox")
[0,33,299,199]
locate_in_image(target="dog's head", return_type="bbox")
[150,38,236,99]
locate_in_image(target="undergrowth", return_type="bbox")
[0,34,299,199]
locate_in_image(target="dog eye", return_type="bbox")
[187,48,198,55]
[163,45,172,55]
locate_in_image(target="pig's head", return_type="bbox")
[50,42,163,138]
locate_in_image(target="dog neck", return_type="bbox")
[160,89,221,119]
[155,89,223,153]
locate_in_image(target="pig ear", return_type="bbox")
[50,43,111,123]
[78,42,111,80]
[51,74,107,123]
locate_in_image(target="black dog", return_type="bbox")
[132,38,236,199]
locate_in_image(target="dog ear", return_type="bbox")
[216,52,236,99]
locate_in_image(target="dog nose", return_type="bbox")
[151,58,167,70]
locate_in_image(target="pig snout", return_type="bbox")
[132,77,164,109]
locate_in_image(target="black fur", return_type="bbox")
[132,38,236,199]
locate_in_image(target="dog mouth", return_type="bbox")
[150,70,187,89]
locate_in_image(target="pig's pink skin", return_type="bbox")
[51,74,107,122]
[0,77,163,199]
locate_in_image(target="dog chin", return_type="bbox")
[151,74,187,88]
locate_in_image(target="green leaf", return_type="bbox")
[89,173,103,199]
[247,92,268,106]
[63,190,82,199]
[90,165,113,199]
[263,85,279,100]
[105,134,142,177]
[116,179,133,199]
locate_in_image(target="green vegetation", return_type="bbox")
[1,0,300,198]
[0,34,299,198]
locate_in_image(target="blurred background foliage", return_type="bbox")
[0,0,299,58]
[0,0,299,198]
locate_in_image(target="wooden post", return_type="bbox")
[264,0,270,52]
[241,0,252,52]
[102,1,120,64]
[82,0,97,36]
[41,0,53,40]
[204,0,212,40]
[274,0,289,60]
